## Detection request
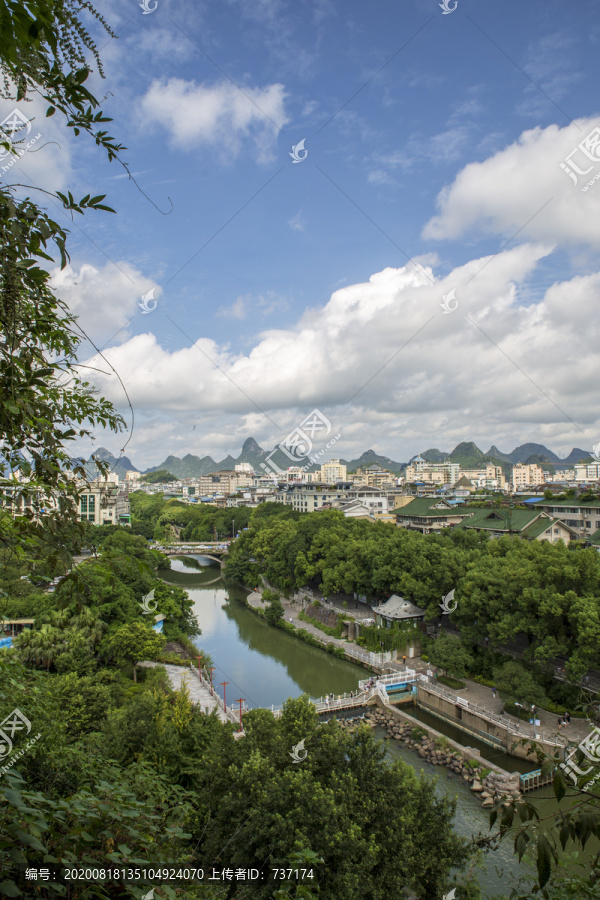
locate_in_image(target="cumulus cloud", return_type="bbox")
[51,261,159,347]
[139,77,288,163]
[423,117,600,248]
[83,243,600,465]
[0,96,72,192]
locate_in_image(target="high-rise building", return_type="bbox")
[320,458,347,483]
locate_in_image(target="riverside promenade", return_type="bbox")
[261,590,590,748]
[138,661,232,723]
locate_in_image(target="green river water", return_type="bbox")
[162,554,586,899]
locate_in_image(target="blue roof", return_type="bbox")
[523,497,543,504]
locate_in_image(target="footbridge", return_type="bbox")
[160,543,228,565]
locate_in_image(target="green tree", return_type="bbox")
[429,633,473,679]
[264,591,285,626]
[108,622,165,682]
[193,695,471,899]
[493,660,547,708]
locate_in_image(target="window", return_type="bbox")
[80,496,87,513]
[88,495,96,513]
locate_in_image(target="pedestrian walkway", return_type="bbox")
[410,661,591,743]
[139,662,230,722]
[275,596,593,745]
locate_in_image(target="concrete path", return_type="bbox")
[139,662,229,722]
[410,660,591,743]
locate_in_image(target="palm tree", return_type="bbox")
[70,609,106,646]
[31,624,64,673]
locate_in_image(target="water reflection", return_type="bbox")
[160,565,365,708]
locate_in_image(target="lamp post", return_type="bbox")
[197,655,203,679]
[220,681,229,712]
[209,666,215,695]
[236,698,245,732]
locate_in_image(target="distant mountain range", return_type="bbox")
[84,438,593,480]
[414,441,590,471]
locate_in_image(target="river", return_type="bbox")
[162,555,564,898]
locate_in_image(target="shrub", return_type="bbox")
[411,726,426,740]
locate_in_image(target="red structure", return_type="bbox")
[220,681,229,712]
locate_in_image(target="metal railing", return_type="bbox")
[416,676,569,750]
[519,768,554,792]
[266,687,376,718]
[190,663,240,725]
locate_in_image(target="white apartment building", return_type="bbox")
[511,463,545,489]
[284,467,317,483]
[125,470,141,482]
[235,463,255,474]
[320,458,347,483]
[353,464,397,488]
[274,484,348,512]
[404,456,461,485]
[188,471,253,497]
[79,475,131,526]
[574,463,600,481]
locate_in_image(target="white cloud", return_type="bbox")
[0,96,72,192]
[84,244,600,466]
[139,77,288,163]
[288,211,305,231]
[423,117,600,248]
[217,296,248,320]
[217,292,290,320]
[51,261,159,347]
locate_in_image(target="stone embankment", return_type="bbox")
[362,708,522,809]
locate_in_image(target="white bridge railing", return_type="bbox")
[359,668,417,691]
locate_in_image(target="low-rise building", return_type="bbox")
[353,464,397,488]
[531,499,600,539]
[395,498,473,534]
[274,484,348,512]
[455,508,577,544]
[371,595,426,629]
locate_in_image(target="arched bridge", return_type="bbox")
[160,543,228,566]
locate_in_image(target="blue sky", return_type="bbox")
[3,0,600,468]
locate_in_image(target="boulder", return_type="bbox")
[482,798,494,808]
[471,781,484,792]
